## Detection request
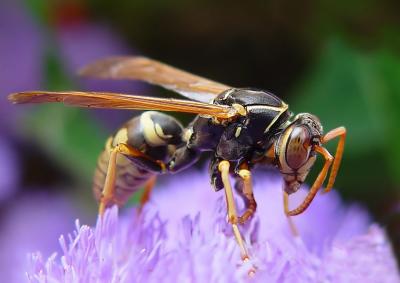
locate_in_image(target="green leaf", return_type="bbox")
[290,38,400,185]
[25,105,107,182]
[42,49,73,90]
[23,0,51,26]
[374,51,400,181]
[19,47,108,183]
[291,39,384,155]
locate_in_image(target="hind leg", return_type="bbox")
[138,176,157,213]
[99,143,166,216]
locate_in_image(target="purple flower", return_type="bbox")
[27,170,400,282]
[0,193,88,283]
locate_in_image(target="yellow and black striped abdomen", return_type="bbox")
[92,111,184,207]
[93,136,154,206]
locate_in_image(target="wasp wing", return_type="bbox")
[8,91,238,119]
[79,56,231,103]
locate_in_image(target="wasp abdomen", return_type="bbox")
[93,111,184,207]
[92,138,154,206]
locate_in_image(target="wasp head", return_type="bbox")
[275,113,323,194]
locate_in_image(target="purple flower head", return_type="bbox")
[0,193,87,283]
[27,170,399,282]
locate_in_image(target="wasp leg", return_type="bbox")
[99,146,119,216]
[218,160,250,260]
[138,176,157,213]
[235,165,257,225]
[283,192,299,236]
[322,126,346,193]
[98,143,166,216]
[286,145,333,216]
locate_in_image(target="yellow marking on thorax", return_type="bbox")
[183,127,193,143]
[246,103,287,112]
[262,103,289,133]
[221,88,235,100]
[232,103,246,116]
[235,126,242,138]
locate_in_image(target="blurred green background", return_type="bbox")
[1,0,399,261]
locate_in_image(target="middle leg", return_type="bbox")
[283,192,299,236]
[138,176,157,213]
[218,160,250,260]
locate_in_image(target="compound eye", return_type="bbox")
[285,126,311,170]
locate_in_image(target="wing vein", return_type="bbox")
[8,91,237,119]
[79,56,231,102]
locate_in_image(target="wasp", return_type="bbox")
[9,56,346,260]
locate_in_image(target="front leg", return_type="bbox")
[285,145,333,216]
[283,192,299,236]
[218,160,250,261]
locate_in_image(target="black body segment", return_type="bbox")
[168,115,224,172]
[213,88,284,107]
[168,88,291,190]
[214,88,290,161]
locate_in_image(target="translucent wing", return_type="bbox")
[8,91,238,119]
[79,56,231,103]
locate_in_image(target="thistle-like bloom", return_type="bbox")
[27,171,399,282]
[1,194,85,283]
